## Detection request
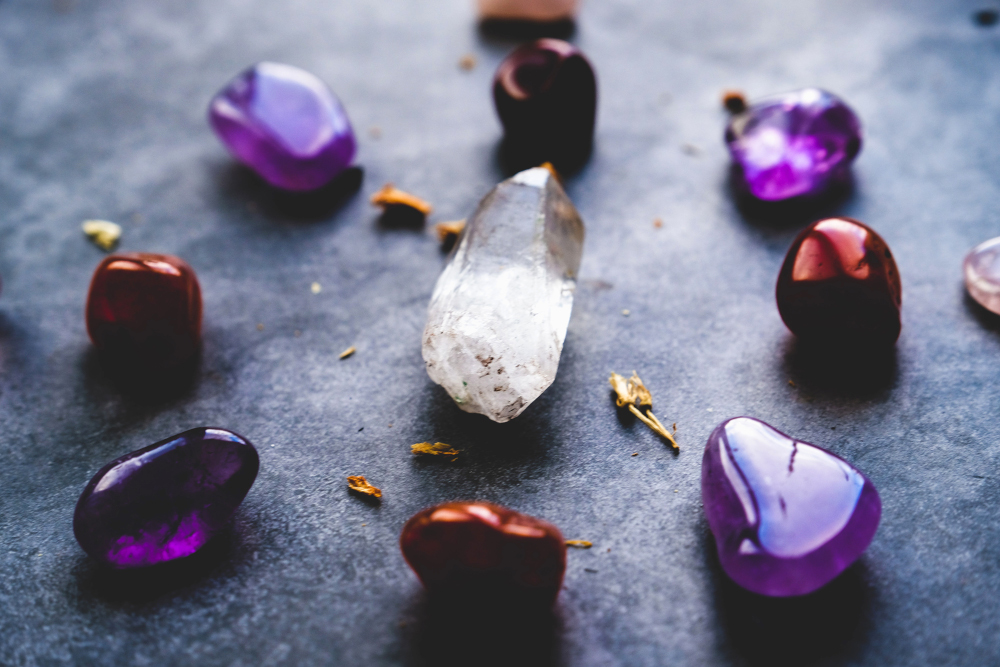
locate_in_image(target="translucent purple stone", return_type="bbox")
[73,428,259,568]
[725,89,862,201]
[702,417,880,597]
[209,62,357,191]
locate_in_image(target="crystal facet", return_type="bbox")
[725,88,862,201]
[494,39,597,171]
[400,501,566,606]
[964,236,1000,314]
[74,428,259,568]
[86,252,202,369]
[478,0,578,22]
[209,62,356,191]
[776,217,901,347]
[422,167,585,422]
[702,417,881,597]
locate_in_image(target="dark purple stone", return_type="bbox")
[702,417,880,597]
[209,62,357,191]
[73,428,259,568]
[725,88,862,201]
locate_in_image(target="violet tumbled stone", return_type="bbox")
[74,428,259,568]
[209,62,356,191]
[702,417,880,597]
[725,88,862,201]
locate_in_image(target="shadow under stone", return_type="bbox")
[781,335,898,401]
[728,165,855,233]
[402,590,563,667]
[704,532,871,667]
[72,528,240,605]
[478,18,575,41]
[215,163,364,223]
[964,290,1000,334]
[81,345,200,406]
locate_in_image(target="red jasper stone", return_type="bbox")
[493,38,597,171]
[400,501,566,607]
[86,253,202,368]
[776,218,901,347]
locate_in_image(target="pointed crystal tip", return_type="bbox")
[422,167,585,422]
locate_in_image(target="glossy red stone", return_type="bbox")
[493,39,597,171]
[400,501,566,607]
[86,253,202,368]
[777,218,901,346]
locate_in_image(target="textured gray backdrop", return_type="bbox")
[0,0,998,665]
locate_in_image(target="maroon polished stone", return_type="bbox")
[400,501,566,607]
[86,253,202,368]
[74,427,259,568]
[777,218,901,347]
[493,39,596,171]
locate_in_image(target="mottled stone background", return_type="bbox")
[0,0,998,665]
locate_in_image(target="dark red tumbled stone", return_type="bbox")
[776,217,901,346]
[400,501,566,606]
[86,253,202,368]
[493,38,597,170]
[73,428,259,568]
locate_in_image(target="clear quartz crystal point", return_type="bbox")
[422,167,585,422]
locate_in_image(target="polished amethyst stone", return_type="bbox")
[725,89,862,201]
[209,62,356,191]
[702,417,880,597]
[74,428,259,568]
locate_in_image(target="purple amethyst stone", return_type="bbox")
[702,417,880,597]
[209,62,357,191]
[73,428,259,568]
[725,88,862,201]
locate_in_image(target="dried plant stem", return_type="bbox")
[628,404,678,450]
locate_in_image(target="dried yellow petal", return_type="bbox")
[411,442,460,461]
[370,183,433,215]
[81,220,121,251]
[435,220,466,243]
[566,540,593,549]
[609,372,633,407]
[627,371,653,408]
[610,369,678,450]
[339,346,356,359]
[347,475,382,498]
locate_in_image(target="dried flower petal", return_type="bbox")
[609,372,633,407]
[566,540,593,548]
[435,220,466,243]
[347,475,382,498]
[82,220,122,251]
[411,442,460,461]
[370,184,433,215]
[609,370,678,450]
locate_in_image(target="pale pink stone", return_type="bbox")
[478,0,578,22]
[964,236,1000,315]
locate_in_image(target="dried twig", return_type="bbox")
[609,371,678,450]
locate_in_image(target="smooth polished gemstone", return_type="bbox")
[964,236,1000,314]
[86,253,202,369]
[422,166,585,422]
[702,417,881,597]
[725,88,862,201]
[74,428,259,568]
[777,217,901,347]
[209,62,356,191]
[400,501,566,606]
[494,39,597,170]
[479,0,578,22]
